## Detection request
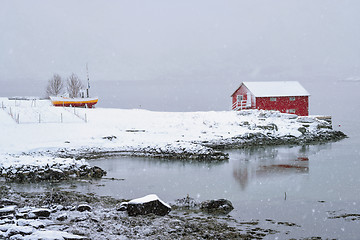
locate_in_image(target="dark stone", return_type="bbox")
[175,195,198,208]
[28,208,51,218]
[77,165,106,178]
[126,194,171,216]
[102,135,117,141]
[77,204,92,212]
[298,127,307,134]
[44,168,66,181]
[200,199,234,214]
[56,213,68,221]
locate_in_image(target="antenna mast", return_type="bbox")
[86,63,90,98]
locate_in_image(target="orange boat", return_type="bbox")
[50,96,98,108]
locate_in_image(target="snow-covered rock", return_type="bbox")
[125,194,171,216]
[27,208,51,219]
[76,204,91,212]
[23,230,88,240]
[0,205,17,216]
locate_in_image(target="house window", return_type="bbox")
[237,95,243,102]
[288,109,296,114]
[270,97,277,101]
[289,97,295,101]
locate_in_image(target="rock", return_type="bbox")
[116,202,128,211]
[298,127,307,134]
[45,168,66,180]
[25,230,89,240]
[200,199,234,214]
[256,123,278,131]
[0,199,18,206]
[317,122,332,130]
[56,213,68,221]
[102,135,117,141]
[27,208,51,219]
[0,205,16,216]
[126,194,171,216]
[174,195,199,208]
[17,219,46,229]
[297,116,316,123]
[77,165,106,178]
[77,204,91,212]
[3,225,34,238]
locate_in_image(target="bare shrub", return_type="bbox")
[46,74,64,97]
[67,73,84,98]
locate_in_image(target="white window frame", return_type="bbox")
[237,95,243,102]
[270,97,277,101]
[288,109,296,114]
[289,97,296,101]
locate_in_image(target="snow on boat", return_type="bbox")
[50,96,98,108]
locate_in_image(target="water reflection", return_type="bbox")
[229,145,330,190]
[7,143,334,203]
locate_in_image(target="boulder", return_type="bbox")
[200,199,234,214]
[27,208,51,219]
[0,205,16,216]
[56,213,68,221]
[77,204,92,212]
[126,194,171,216]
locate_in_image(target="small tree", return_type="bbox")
[46,73,64,97]
[67,73,84,98]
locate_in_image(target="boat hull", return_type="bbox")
[50,97,98,108]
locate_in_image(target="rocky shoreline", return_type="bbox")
[0,127,347,182]
[0,186,282,239]
[201,129,347,150]
[1,162,106,183]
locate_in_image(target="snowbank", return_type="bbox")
[0,99,346,180]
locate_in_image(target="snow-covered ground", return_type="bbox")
[0,98,342,180]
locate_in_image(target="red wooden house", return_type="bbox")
[231,81,310,116]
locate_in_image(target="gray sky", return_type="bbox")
[1,0,360,110]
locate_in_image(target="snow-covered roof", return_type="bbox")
[240,81,310,97]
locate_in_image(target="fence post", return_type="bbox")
[39,114,41,123]
[61,113,63,123]
[17,113,19,124]
[85,113,87,123]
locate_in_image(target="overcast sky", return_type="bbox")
[1,0,360,110]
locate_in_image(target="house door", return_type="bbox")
[246,93,252,107]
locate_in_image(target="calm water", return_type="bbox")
[6,80,360,238]
[75,136,357,239]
